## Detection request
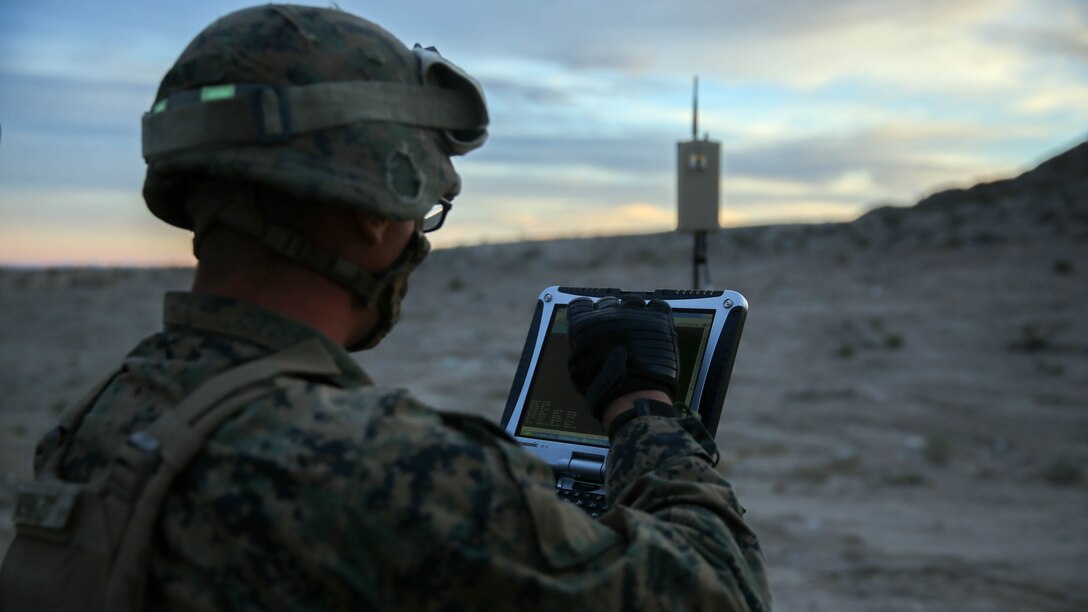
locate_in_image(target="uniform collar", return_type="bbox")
[162,291,373,386]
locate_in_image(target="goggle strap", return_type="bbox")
[142,81,485,159]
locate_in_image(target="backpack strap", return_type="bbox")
[104,337,341,609]
[0,338,342,612]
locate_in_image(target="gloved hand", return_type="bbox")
[567,296,679,421]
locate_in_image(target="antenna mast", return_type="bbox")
[692,76,699,140]
[678,74,719,289]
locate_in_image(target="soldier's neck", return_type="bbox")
[191,264,379,349]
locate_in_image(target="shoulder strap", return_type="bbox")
[104,337,341,609]
[0,338,343,612]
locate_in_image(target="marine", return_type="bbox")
[0,5,771,610]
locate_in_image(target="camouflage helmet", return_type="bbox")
[142,4,488,229]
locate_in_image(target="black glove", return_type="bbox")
[567,296,679,421]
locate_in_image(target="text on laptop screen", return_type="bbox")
[514,306,715,447]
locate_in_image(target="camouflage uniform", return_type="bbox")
[42,290,770,610]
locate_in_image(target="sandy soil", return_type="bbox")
[2,193,1086,609]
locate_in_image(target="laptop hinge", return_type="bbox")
[567,454,605,482]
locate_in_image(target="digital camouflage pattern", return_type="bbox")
[44,291,770,610]
[143,4,468,228]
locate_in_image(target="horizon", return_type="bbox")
[1,0,1086,266]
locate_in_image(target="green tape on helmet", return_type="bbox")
[200,84,236,102]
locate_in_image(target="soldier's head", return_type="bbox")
[141,4,488,348]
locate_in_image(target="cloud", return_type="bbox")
[482,76,575,107]
[0,71,151,138]
[470,116,1045,200]
[472,134,674,175]
[0,0,259,86]
[1015,86,1088,115]
[0,126,144,191]
[7,0,1083,101]
[368,0,1077,96]
[994,0,1088,64]
[0,0,1084,262]
[728,131,976,186]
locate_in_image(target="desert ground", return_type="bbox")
[2,153,1086,609]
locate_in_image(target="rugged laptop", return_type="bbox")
[500,286,748,516]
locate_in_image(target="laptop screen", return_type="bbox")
[514,306,715,447]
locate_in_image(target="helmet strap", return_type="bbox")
[186,185,430,313]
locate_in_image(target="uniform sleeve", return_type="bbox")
[602,415,772,610]
[379,407,772,611]
[152,391,771,611]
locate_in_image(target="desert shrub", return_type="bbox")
[11,272,32,291]
[68,269,136,290]
[881,212,903,228]
[1053,259,1074,275]
[884,333,905,349]
[731,227,769,252]
[585,252,611,269]
[791,455,861,484]
[847,228,871,248]
[1034,359,1065,376]
[943,210,964,231]
[632,248,664,265]
[1036,209,1059,224]
[1038,458,1083,487]
[732,232,755,250]
[882,472,928,487]
[923,435,951,466]
[1008,322,1064,352]
[942,237,964,250]
[733,442,788,461]
[834,343,855,359]
[447,277,466,291]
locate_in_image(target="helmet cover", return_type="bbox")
[143,4,487,228]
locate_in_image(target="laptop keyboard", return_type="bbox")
[557,487,609,518]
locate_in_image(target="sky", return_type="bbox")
[0,0,1085,265]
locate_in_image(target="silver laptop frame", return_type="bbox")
[500,286,748,483]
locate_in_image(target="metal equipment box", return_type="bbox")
[676,138,721,232]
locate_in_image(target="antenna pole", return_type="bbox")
[692,76,698,140]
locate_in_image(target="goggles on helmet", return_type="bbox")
[412,45,488,154]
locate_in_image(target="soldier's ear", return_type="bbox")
[353,210,391,246]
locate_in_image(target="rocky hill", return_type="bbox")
[852,138,1088,248]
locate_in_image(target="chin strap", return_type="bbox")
[188,187,430,308]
